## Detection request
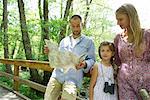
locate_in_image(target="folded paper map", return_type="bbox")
[45,39,86,73]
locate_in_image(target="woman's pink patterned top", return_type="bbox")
[114,29,150,100]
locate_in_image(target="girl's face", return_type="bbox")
[116,13,130,29]
[100,45,113,61]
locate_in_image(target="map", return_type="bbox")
[45,39,85,73]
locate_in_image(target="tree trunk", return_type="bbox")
[17,0,41,82]
[38,0,44,60]
[83,0,93,29]
[59,0,73,42]
[38,0,49,60]
[43,0,49,38]
[2,0,12,74]
[60,0,63,18]
[38,0,51,85]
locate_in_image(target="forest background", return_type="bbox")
[0,0,149,99]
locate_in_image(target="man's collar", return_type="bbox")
[69,34,85,40]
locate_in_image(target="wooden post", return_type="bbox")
[13,65,19,91]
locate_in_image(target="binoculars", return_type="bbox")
[103,82,115,95]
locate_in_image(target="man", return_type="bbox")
[44,15,95,100]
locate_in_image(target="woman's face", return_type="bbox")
[116,13,130,29]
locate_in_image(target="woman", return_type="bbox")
[114,3,150,100]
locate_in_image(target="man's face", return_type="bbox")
[70,18,82,37]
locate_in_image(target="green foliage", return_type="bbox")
[0,64,6,71]
[19,70,30,79]
[0,64,13,88]
[0,77,13,88]
[49,18,67,42]
[79,77,90,99]
[0,1,3,51]
[19,84,43,100]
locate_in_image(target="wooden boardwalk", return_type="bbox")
[0,86,28,100]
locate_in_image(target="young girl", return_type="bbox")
[89,41,118,100]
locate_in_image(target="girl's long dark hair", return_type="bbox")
[98,41,118,84]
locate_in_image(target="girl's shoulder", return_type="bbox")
[94,62,105,72]
[92,62,102,76]
[94,62,102,67]
[92,62,102,71]
[93,62,99,68]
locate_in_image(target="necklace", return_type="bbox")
[100,63,114,83]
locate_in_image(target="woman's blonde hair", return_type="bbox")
[116,4,143,53]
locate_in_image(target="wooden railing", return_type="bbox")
[0,59,53,93]
[0,58,91,94]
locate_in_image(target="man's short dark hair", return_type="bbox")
[70,15,82,21]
